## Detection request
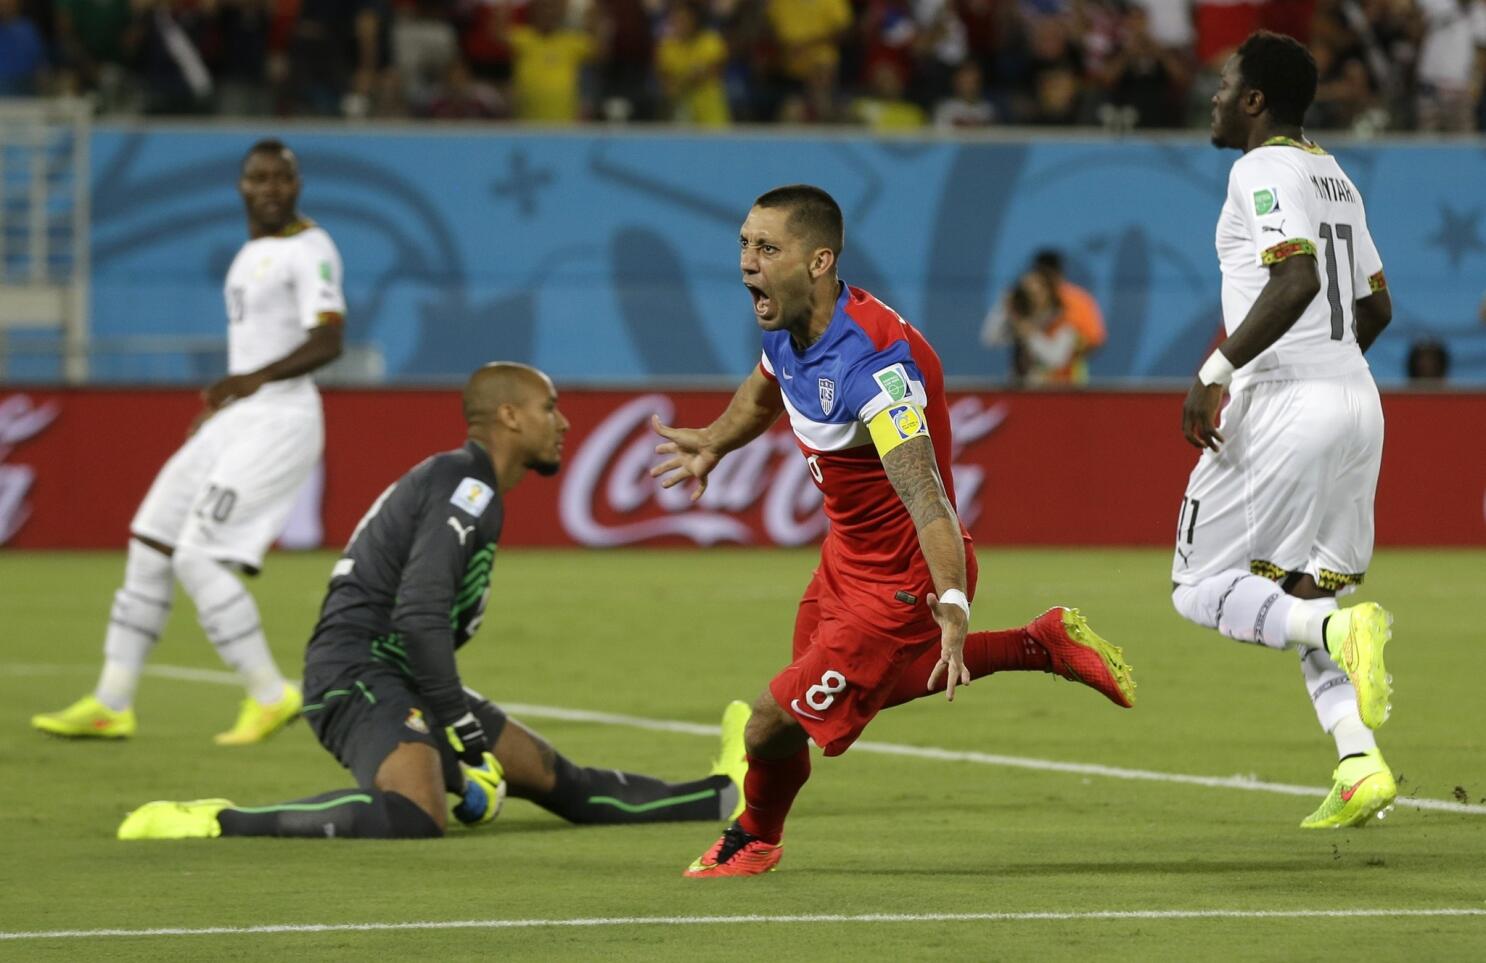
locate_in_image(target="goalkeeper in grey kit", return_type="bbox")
[118,363,747,840]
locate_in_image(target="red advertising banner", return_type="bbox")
[2,388,1483,550]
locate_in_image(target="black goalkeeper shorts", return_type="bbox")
[303,660,509,791]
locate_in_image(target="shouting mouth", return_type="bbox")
[745,282,772,319]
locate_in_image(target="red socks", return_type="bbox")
[738,748,811,844]
[882,627,1052,708]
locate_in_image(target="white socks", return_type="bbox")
[1174,572,1376,760]
[1327,713,1376,759]
[173,546,286,706]
[94,539,175,711]
[1171,571,1305,649]
[1298,620,1376,759]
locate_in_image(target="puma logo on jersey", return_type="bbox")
[1261,220,1287,234]
[447,517,475,545]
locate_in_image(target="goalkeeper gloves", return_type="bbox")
[452,752,506,827]
[444,711,490,766]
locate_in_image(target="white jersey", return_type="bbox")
[1216,140,1385,389]
[223,220,345,403]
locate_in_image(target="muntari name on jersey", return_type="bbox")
[1310,175,1356,204]
[451,478,493,517]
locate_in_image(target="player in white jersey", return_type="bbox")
[1170,32,1398,829]
[33,140,346,746]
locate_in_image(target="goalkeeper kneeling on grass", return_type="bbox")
[118,363,747,840]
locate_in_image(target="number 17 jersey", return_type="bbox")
[1216,138,1385,389]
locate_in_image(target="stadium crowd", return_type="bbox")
[1,0,1482,131]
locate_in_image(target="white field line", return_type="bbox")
[3,909,1485,942]
[13,662,1486,817]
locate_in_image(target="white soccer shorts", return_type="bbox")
[1170,370,1383,593]
[131,397,324,570]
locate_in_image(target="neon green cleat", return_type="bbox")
[31,695,136,739]
[710,700,751,821]
[214,684,302,746]
[1300,749,1397,829]
[1325,603,1393,729]
[117,799,234,840]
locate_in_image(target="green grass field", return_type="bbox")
[2,548,1484,961]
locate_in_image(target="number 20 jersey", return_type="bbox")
[1217,141,1385,390]
[758,284,969,632]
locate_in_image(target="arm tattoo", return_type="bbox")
[882,435,953,532]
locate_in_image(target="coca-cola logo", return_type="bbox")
[559,393,1006,547]
[0,395,61,545]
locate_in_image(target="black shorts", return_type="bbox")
[303,660,509,791]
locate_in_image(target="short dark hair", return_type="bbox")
[1031,249,1064,275]
[1236,31,1317,127]
[1406,338,1450,380]
[241,138,297,174]
[753,184,844,255]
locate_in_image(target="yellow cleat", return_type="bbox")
[1325,603,1393,729]
[710,700,751,821]
[214,684,302,746]
[1301,749,1397,829]
[118,799,234,840]
[31,695,136,739]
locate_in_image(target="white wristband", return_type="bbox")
[938,589,970,618]
[1198,350,1235,387]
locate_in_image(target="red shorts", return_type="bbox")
[769,555,979,756]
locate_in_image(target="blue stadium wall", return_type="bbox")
[82,128,1486,385]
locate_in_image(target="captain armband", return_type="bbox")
[867,403,929,458]
[1367,271,1387,294]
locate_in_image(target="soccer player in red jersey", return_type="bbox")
[652,185,1139,878]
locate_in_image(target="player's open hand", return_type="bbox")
[924,592,971,701]
[650,414,721,502]
[203,372,266,411]
[1181,378,1226,452]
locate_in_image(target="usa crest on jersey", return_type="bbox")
[818,378,836,415]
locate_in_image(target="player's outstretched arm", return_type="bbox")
[651,366,783,501]
[203,321,344,410]
[1183,255,1320,451]
[880,434,970,701]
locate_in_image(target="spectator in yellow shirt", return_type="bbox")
[657,2,730,127]
[508,0,594,123]
[766,0,851,82]
[850,62,927,132]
